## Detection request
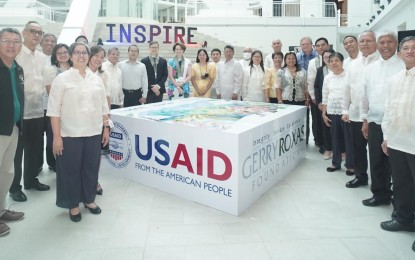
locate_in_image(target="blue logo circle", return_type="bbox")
[105,121,132,168]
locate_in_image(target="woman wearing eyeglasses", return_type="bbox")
[47,42,110,222]
[191,49,216,98]
[242,50,266,102]
[43,44,72,173]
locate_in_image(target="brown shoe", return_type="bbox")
[0,210,24,222]
[0,223,10,236]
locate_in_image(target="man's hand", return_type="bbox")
[151,85,160,96]
[139,97,146,104]
[381,140,388,156]
[362,121,369,139]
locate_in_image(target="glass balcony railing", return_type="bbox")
[0,0,67,22]
[185,1,337,19]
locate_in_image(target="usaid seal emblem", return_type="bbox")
[105,121,132,168]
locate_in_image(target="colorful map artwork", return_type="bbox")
[115,98,287,130]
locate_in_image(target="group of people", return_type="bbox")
[1,21,415,251]
[294,31,415,251]
[0,21,116,234]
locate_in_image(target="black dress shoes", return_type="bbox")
[319,146,325,154]
[412,240,415,252]
[24,182,50,191]
[326,166,340,172]
[69,211,82,222]
[346,170,355,176]
[380,219,415,232]
[9,191,27,202]
[346,177,368,188]
[84,204,102,214]
[96,182,103,196]
[362,197,391,207]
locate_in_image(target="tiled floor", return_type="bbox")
[1,144,414,259]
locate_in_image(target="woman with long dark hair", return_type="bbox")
[88,45,111,196]
[191,49,216,98]
[43,44,72,172]
[242,50,266,102]
[274,52,308,106]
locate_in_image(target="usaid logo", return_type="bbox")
[105,121,132,168]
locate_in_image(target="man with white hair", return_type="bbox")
[360,31,405,206]
[342,30,380,188]
[264,39,282,69]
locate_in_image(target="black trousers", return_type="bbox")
[310,102,323,146]
[123,89,143,107]
[368,123,392,200]
[329,115,354,169]
[322,114,332,151]
[146,90,163,104]
[10,117,44,192]
[351,121,368,180]
[44,110,55,169]
[389,148,415,224]
[56,135,101,209]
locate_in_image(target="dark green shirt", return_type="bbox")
[10,62,20,123]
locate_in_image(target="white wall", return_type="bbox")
[347,0,375,27]
[369,0,415,33]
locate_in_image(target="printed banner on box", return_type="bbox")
[103,98,306,215]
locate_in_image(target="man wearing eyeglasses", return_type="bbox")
[9,21,50,203]
[0,27,25,236]
[141,41,168,104]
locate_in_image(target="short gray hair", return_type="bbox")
[24,20,41,30]
[108,47,119,55]
[41,33,57,44]
[399,36,415,50]
[376,30,398,43]
[0,27,21,40]
[300,36,312,45]
[358,30,376,41]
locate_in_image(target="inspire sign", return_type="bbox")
[106,24,198,44]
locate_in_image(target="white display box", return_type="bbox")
[103,98,306,216]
